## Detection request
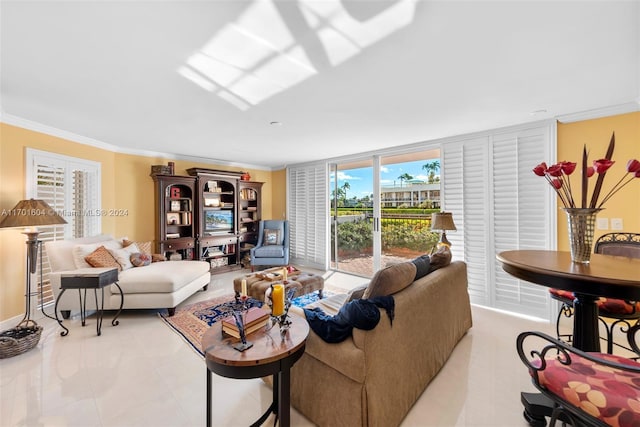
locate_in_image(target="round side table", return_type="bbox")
[202,314,309,427]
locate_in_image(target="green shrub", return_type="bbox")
[381,222,439,252]
[332,218,439,254]
[335,219,372,251]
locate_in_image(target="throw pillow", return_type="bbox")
[342,285,368,306]
[362,262,417,299]
[123,239,152,255]
[108,243,140,270]
[151,253,166,262]
[85,246,121,271]
[428,245,452,273]
[72,239,122,269]
[130,252,151,267]
[263,229,280,246]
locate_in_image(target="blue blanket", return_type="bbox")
[303,296,395,343]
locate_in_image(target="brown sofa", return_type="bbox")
[284,260,472,427]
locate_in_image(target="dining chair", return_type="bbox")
[517,331,640,427]
[549,232,640,355]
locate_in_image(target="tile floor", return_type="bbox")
[0,268,556,427]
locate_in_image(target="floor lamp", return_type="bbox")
[0,199,66,358]
[431,212,457,250]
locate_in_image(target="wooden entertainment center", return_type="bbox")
[152,168,262,273]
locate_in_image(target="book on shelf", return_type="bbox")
[221,307,270,338]
[181,211,191,225]
[166,233,181,239]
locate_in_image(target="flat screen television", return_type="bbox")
[205,210,233,233]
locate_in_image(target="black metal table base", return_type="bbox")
[207,369,288,427]
[54,278,123,336]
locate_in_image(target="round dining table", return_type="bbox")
[497,250,640,426]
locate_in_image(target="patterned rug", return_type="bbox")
[159,291,329,357]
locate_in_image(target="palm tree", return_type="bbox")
[422,160,440,175]
[341,181,350,200]
[422,160,440,184]
[397,173,413,187]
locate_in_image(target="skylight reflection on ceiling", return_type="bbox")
[300,0,416,67]
[179,0,416,110]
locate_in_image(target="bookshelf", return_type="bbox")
[187,168,262,273]
[152,174,196,260]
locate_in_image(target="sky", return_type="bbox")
[331,159,440,199]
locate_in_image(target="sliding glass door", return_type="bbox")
[330,160,376,277]
[330,149,440,277]
[379,150,441,265]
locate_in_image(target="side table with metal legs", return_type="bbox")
[55,267,123,336]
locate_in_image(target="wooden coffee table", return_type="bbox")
[202,314,309,427]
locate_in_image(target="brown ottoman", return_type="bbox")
[233,267,324,302]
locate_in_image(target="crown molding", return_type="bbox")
[0,113,274,171]
[555,101,640,123]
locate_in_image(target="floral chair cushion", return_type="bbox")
[549,288,640,315]
[534,352,640,426]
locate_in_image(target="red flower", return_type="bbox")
[533,162,547,176]
[533,132,638,208]
[627,159,640,173]
[593,159,615,174]
[561,161,577,175]
[546,164,563,177]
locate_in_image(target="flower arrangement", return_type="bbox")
[533,133,640,209]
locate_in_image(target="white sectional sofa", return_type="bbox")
[45,234,210,318]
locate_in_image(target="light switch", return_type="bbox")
[611,218,623,230]
[597,218,608,230]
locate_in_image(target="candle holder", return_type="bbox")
[231,309,253,352]
[223,294,253,352]
[266,285,296,339]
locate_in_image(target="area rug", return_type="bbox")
[159,291,330,357]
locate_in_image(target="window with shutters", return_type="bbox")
[287,163,328,269]
[442,122,555,319]
[26,149,101,307]
[287,122,555,319]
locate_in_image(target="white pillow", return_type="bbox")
[108,243,140,270]
[72,240,122,269]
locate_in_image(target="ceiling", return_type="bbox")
[1,1,639,170]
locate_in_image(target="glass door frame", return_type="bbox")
[329,159,381,277]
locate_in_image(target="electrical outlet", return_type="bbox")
[611,218,623,230]
[597,218,608,230]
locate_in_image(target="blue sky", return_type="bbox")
[331,159,440,199]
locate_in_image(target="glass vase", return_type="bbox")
[563,208,602,264]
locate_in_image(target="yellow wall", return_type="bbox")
[556,112,640,250]
[2,112,637,321]
[0,123,285,321]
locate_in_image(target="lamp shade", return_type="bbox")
[431,212,457,231]
[0,199,67,228]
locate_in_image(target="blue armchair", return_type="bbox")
[250,220,289,271]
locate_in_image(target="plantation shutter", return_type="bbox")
[491,128,553,318]
[441,122,554,319]
[26,149,101,306]
[288,163,328,269]
[442,136,491,307]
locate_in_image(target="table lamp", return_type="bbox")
[431,212,457,248]
[0,199,66,358]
